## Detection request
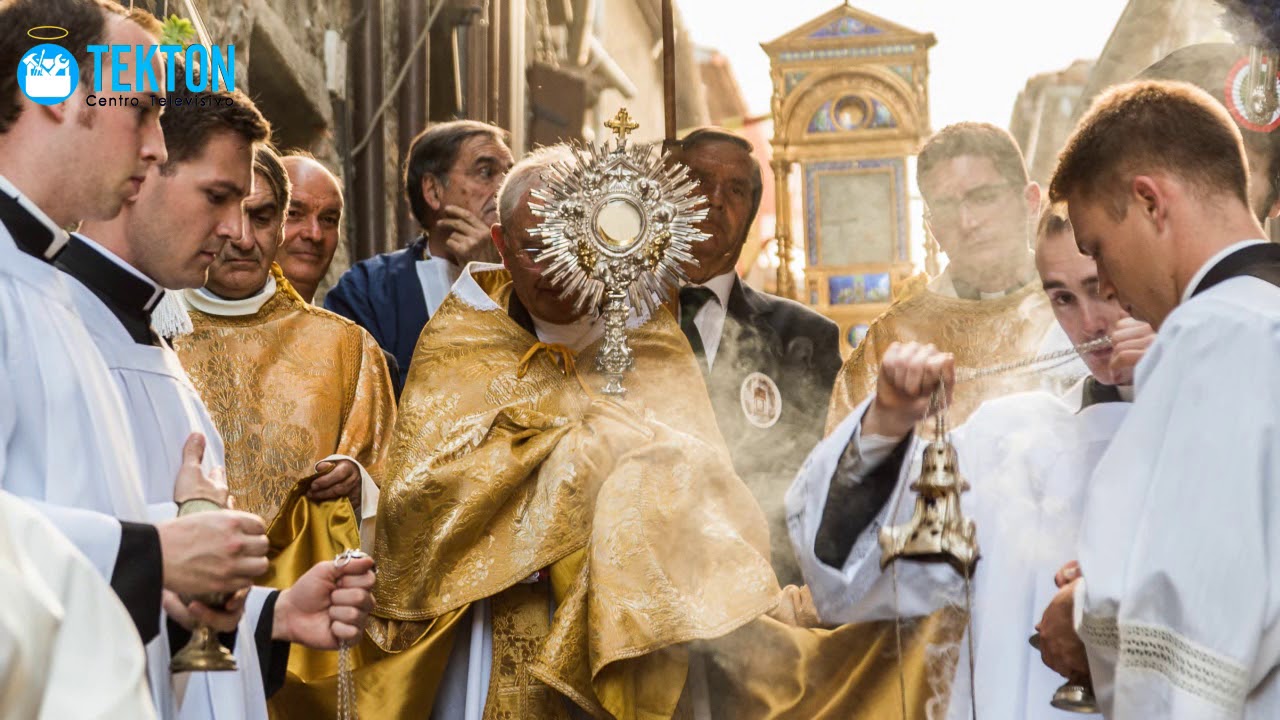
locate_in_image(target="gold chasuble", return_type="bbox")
[827,280,1054,434]
[175,271,396,525]
[174,269,397,713]
[269,265,964,719]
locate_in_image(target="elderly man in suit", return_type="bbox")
[670,128,842,586]
[324,121,513,396]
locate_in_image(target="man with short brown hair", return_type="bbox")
[65,79,378,719]
[1036,80,1280,718]
[827,122,1057,432]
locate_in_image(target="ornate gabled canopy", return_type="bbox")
[763,3,935,161]
[762,3,935,351]
[761,2,931,51]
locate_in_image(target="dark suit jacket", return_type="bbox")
[323,236,428,395]
[695,277,843,584]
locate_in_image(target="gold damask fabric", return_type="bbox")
[706,609,968,719]
[485,582,570,720]
[174,280,397,523]
[826,281,1054,434]
[175,279,396,719]
[371,267,779,719]
[255,479,362,714]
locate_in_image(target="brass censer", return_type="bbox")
[878,394,979,574]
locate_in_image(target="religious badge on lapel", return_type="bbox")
[739,371,782,429]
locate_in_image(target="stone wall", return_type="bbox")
[173,0,714,297]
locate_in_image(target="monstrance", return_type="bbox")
[529,108,709,395]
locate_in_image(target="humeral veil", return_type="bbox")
[272,265,963,719]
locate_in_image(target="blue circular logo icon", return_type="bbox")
[18,44,78,105]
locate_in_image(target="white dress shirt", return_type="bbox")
[416,244,461,319]
[686,271,736,368]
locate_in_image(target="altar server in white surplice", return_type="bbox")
[0,490,155,720]
[787,202,1155,719]
[1035,81,1280,718]
[60,81,378,719]
[0,2,273,717]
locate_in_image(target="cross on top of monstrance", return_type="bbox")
[604,107,639,143]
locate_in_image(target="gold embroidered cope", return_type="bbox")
[827,281,1055,433]
[325,268,967,719]
[175,279,396,524]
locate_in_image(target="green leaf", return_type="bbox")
[160,15,197,48]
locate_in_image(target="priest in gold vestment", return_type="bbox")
[276,145,968,720]
[172,147,396,711]
[175,147,396,535]
[828,123,1056,432]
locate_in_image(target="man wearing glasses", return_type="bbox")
[827,122,1056,430]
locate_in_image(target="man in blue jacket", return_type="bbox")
[325,121,513,395]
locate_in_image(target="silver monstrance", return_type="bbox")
[529,108,709,396]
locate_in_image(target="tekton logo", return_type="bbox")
[17,25,235,106]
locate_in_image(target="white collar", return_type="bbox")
[531,313,602,353]
[183,276,277,317]
[452,262,510,310]
[691,272,736,307]
[73,233,164,309]
[1181,239,1271,304]
[0,173,70,258]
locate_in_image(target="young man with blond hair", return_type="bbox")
[1036,80,1280,718]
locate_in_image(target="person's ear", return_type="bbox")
[1131,175,1165,230]
[421,175,444,213]
[40,97,71,124]
[491,223,509,263]
[1024,181,1043,216]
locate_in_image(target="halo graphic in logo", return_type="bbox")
[18,42,78,105]
[1226,57,1280,133]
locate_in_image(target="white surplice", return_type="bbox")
[0,196,147,573]
[65,238,271,720]
[415,244,461,319]
[0,489,155,720]
[0,184,168,718]
[1074,257,1280,718]
[787,385,1128,719]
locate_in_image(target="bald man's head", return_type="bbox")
[279,155,343,301]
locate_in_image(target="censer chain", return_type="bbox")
[955,336,1111,384]
[334,549,365,720]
